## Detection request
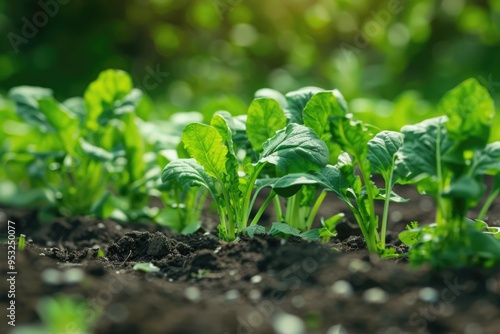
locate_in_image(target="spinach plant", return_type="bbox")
[254,89,404,256]
[162,110,329,241]
[398,79,500,267]
[6,70,154,220]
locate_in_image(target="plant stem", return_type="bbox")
[478,187,500,221]
[380,172,393,250]
[273,195,283,222]
[305,190,327,230]
[250,191,276,226]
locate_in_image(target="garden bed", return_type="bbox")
[2,184,500,334]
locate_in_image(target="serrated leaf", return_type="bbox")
[182,123,227,181]
[246,98,287,152]
[259,123,329,174]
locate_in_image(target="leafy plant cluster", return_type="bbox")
[2,69,500,268]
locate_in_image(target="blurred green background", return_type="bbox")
[1,0,500,116]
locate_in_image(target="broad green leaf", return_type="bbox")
[398,227,423,246]
[79,138,114,161]
[38,98,80,155]
[443,176,485,201]
[182,123,228,181]
[8,86,53,130]
[285,87,324,123]
[300,229,321,241]
[254,88,287,109]
[259,123,329,174]
[84,69,133,130]
[161,158,216,194]
[121,113,145,183]
[330,117,372,162]
[267,222,302,237]
[246,98,287,152]
[375,189,410,203]
[272,165,348,200]
[367,131,404,182]
[241,225,266,238]
[397,117,454,189]
[439,78,494,151]
[303,90,347,137]
[471,142,500,176]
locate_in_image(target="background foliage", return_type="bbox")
[1,0,500,116]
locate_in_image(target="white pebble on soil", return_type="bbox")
[418,287,439,303]
[224,289,240,302]
[184,286,202,302]
[331,280,354,298]
[271,312,305,334]
[362,287,389,304]
[250,275,262,284]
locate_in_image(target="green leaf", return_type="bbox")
[285,87,324,123]
[133,262,160,273]
[84,69,133,130]
[79,138,114,161]
[8,86,53,130]
[330,117,372,162]
[267,222,302,237]
[246,98,287,152]
[303,90,347,137]
[161,159,216,194]
[259,123,329,174]
[443,176,485,201]
[398,227,423,246]
[254,88,287,109]
[397,117,454,189]
[300,229,321,241]
[241,225,266,238]
[367,131,404,181]
[375,189,409,203]
[439,78,494,151]
[181,123,227,181]
[471,142,500,176]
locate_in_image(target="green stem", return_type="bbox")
[242,164,265,224]
[380,172,393,250]
[250,191,276,226]
[273,195,283,222]
[305,190,327,231]
[478,187,500,221]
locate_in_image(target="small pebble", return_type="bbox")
[418,287,439,303]
[363,287,389,304]
[291,295,305,308]
[250,275,262,284]
[272,312,305,334]
[63,268,85,284]
[280,239,287,246]
[229,270,237,276]
[41,268,62,285]
[114,225,122,230]
[390,210,403,223]
[248,289,261,301]
[331,280,354,298]
[184,286,202,302]
[348,259,370,273]
[213,246,222,254]
[224,289,240,302]
[97,223,105,229]
[39,253,46,257]
[327,324,348,334]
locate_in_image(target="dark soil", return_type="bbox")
[2,184,500,334]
